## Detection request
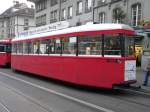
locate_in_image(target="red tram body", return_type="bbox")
[0,39,11,67]
[11,24,137,88]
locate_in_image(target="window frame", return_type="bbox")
[12,33,133,58]
[99,12,105,23]
[131,3,142,26]
[77,1,83,15]
[68,6,73,19]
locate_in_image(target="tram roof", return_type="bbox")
[12,23,135,42]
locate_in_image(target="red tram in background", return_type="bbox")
[0,39,11,67]
[11,24,137,89]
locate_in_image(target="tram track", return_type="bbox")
[0,69,150,112]
[110,86,150,108]
[0,101,11,112]
[0,71,115,112]
[114,86,150,97]
[0,81,53,112]
[111,92,150,108]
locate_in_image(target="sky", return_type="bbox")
[0,0,34,14]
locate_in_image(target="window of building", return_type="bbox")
[77,1,83,15]
[62,37,77,55]
[112,7,126,23]
[36,0,47,12]
[85,0,92,12]
[24,18,29,26]
[2,22,4,27]
[112,8,120,23]
[68,6,73,18]
[99,12,105,23]
[78,35,102,55]
[50,0,58,6]
[50,10,57,23]
[131,3,142,26]
[61,8,66,20]
[104,34,121,56]
[36,14,46,27]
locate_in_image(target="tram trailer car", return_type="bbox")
[0,39,11,67]
[11,24,137,89]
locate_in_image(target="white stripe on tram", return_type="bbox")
[0,71,115,112]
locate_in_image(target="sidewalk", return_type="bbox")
[135,67,150,90]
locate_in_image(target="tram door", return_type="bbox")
[101,34,123,85]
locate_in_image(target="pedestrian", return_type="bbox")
[143,57,150,86]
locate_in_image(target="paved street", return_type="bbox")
[0,0,150,111]
[0,67,150,112]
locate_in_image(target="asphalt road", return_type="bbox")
[0,68,150,112]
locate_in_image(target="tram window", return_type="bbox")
[0,45,5,52]
[62,37,77,55]
[12,44,17,53]
[33,40,40,54]
[27,42,32,54]
[55,39,61,54]
[23,42,28,54]
[40,40,49,54]
[6,44,11,53]
[78,35,102,55]
[125,36,135,56]
[17,42,23,54]
[104,34,121,55]
[16,43,19,53]
[49,39,55,54]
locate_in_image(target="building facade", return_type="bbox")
[28,0,94,27]
[94,0,150,28]
[28,0,150,28]
[0,2,35,39]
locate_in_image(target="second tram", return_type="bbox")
[11,24,137,88]
[0,39,11,67]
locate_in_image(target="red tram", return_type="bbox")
[11,24,137,88]
[0,39,11,67]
